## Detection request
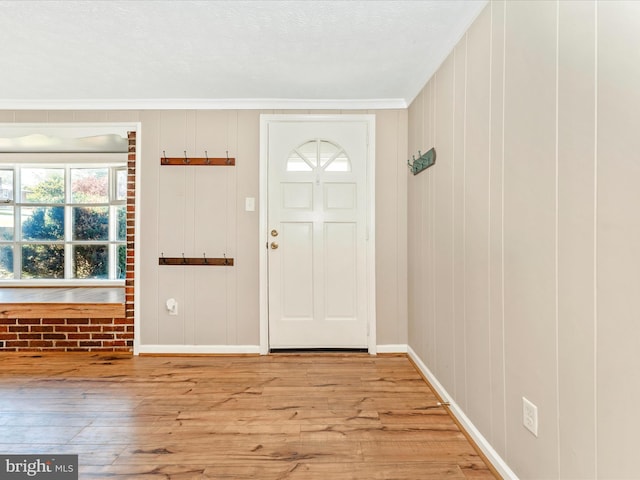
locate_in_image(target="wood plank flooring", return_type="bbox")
[0,353,497,479]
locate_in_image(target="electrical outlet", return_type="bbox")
[522,397,538,437]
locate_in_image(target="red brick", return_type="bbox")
[43,334,66,340]
[89,318,111,325]
[54,326,78,333]
[66,319,90,325]
[31,325,54,333]
[29,341,53,348]
[0,333,17,340]
[45,319,66,325]
[0,326,8,333]
[17,319,41,325]
[0,319,17,325]
[53,341,78,348]
[92,333,114,340]
[68,333,91,340]
[9,326,29,333]
[79,341,101,347]
[18,333,42,340]
[79,326,101,333]
[102,325,125,332]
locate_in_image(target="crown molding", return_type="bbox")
[0,98,408,111]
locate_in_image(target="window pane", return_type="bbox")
[117,244,126,280]
[286,152,312,172]
[21,206,64,240]
[0,170,14,202]
[116,206,126,241]
[0,206,14,240]
[21,168,64,203]
[0,245,13,279]
[319,141,340,167]
[71,168,108,203]
[297,141,318,167]
[22,244,64,279]
[324,152,351,172]
[73,245,108,279]
[73,206,109,241]
[116,169,127,201]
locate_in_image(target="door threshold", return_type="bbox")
[270,348,368,354]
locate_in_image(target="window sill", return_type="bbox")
[0,287,125,319]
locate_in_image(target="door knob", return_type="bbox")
[271,229,278,237]
[270,242,279,250]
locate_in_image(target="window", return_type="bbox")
[0,161,126,282]
[286,139,351,172]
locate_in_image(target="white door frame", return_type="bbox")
[259,114,376,354]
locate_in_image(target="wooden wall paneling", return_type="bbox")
[225,111,239,345]
[235,111,261,345]
[396,109,409,345]
[13,111,49,122]
[503,1,559,476]
[488,0,507,455]
[426,80,436,368]
[47,111,76,122]
[557,1,597,478]
[139,111,162,346]
[193,269,228,345]
[433,54,456,393]
[406,91,421,357]
[464,3,492,440]
[71,111,109,122]
[596,2,640,477]
[453,37,467,407]
[375,110,400,344]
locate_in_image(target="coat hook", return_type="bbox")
[223,253,229,266]
[184,150,190,164]
[182,253,187,264]
[205,150,210,165]
[163,151,168,164]
[203,252,208,264]
[226,150,231,165]
[161,252,166,264]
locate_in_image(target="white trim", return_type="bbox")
[376,344,408,353]
[259,114,377,355]
[407,345,519,480]
[137,344,261,355]
[0,98,407,111]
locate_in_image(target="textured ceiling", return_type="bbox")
[0,0,487,108]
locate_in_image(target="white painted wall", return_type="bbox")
[407,1,640,478]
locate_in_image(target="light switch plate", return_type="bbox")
[245,197,255,212]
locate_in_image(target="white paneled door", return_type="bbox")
[267,119,371,349]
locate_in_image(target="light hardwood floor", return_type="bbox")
[0,353,497,479]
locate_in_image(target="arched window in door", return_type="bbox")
[286,139,351,172]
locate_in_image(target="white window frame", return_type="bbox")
[0,153,127,286]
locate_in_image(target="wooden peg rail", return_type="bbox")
[160,151,235,166]
[158,256,234,266]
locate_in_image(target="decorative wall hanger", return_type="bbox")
[159,252,234,266]
[161,150,236,166]
[408,147,436,175]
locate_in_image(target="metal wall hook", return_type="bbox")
[184,151,190,164]
[182,253,187,264]
[223,253,229,266]
[226,150,231,165]
[163,151,169,164]
[204,150,210,165]
[160,252,166,264]
[203,252,208,264]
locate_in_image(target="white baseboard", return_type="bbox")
[407,346,518,480]
[136,345,260,355]
[376,344,408,353]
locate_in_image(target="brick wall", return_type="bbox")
[0,131,136,353]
